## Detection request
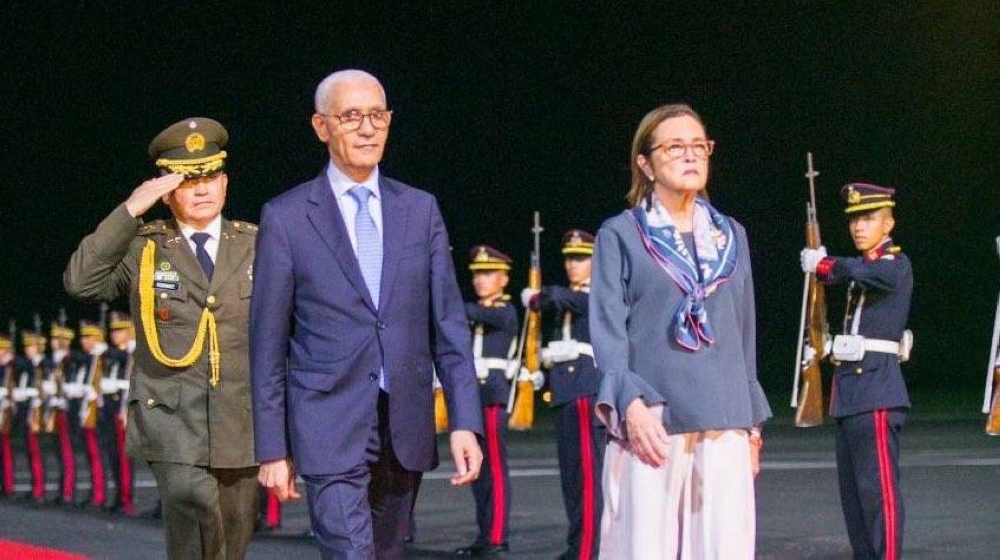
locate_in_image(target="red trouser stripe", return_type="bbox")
[485,405,506,545]
[56,411,75,501]
[1,433,13,496]
[266,490,281,527]
[27,432,45,499]
[114,417,132,514]
[83,428,105,506]
[874,410,898,560]
[576,397,596,560]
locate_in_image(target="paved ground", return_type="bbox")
[0,414,997,559]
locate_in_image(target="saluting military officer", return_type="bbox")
[522,229,604,560]
[801,183,913,560]
[456,245,519,556]
[64,117,259,559]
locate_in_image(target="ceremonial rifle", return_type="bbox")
[791,152,829,427]
[27,313,43,434]
[42,308,68,433]
[1,320,16,435]
[983,236,1000,435]
[81,303,107,429]
[508,212,543,430]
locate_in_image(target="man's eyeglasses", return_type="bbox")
[318,109,393,131]
[650,140,715,160]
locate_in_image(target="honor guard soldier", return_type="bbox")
[18,331,49,502]
[0,335,16,498]
[801,183,913,560]
[45,322,81,505]
[65,117,259,559]
[456,245,519,556]
[101,312,135,514]
[75,319,110,509]
[523,230,605,560]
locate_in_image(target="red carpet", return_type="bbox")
[0,539,87,559]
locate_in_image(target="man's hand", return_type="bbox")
[625,398,670,467]
[449,429,482,486]
[124,173,185,218]
[258,458,302,502]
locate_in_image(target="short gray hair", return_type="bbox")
[314,69,386,112]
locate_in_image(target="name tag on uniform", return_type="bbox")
[154,281,179,291]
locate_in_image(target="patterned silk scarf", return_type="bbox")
[629,198,738,351]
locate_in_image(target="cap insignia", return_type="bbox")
[847,187,861,205]
[475,247,489,262]
[185,132,206,153]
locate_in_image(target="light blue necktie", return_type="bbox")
[349,186,382,308]
[349,186,386,391]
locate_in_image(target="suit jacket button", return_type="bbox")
[854,367,863,375]
[369,372,378,381]
[146,398,155,406]
[376,321,386,330]
[206,295,217,306]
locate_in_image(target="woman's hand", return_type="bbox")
[625,398,670,467]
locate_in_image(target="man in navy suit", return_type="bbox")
[251,69,484,559]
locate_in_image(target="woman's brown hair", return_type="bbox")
[626,104,707,208]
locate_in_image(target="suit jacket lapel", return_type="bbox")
[160,222,209,293]
[209,219,251,293]
[306,174,376,312]
[378,177,408,310]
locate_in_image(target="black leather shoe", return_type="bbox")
[455,542,508,556]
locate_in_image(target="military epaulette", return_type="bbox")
[137,220,169,236]
[880,245,902,260]
[230,221,258,234]
[491,294,512,308]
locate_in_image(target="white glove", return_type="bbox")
[518,369,545,391]
[800,246,827,273]
[520,288,540,309]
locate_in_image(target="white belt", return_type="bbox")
[12,387,40,402]
[577,342,594,359]
[480,358,514,371]
[864,339,900,355]
[62,383,86,399]
[100,379,130,394]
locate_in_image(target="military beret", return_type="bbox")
[842,183,896,215]
[148,117,229,178]
[468,244,512,272]
[561,229,595,256]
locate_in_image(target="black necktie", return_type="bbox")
[190,232,214,280]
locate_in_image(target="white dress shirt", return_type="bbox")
[179,214,223,264]
[325,163,383,257]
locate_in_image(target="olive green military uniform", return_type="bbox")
[64,117,258,560]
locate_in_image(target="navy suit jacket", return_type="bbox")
[250,171,483,475]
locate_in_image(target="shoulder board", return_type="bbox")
[881,245,902,260]
[137,220,169,237]
[230,221,258,234]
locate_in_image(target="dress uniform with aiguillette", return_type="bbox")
[73,319,110,509]
[100,312,135,514]
[44,323,82,505]
[16,331,49,502]
[809,183,913,560]
[458,245,519,556]
[534,230,605,560]
[64,117,258,559]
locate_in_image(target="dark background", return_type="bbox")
[2,3,997,415]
